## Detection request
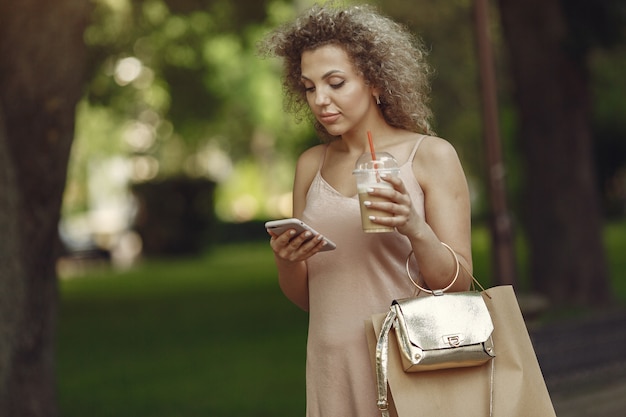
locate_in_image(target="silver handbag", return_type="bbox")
[375,243,496,417]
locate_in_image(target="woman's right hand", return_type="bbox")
[269,229,328,262]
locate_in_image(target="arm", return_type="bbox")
[368,137,473,292]
[408,137,473,291]
[269,145,327,310]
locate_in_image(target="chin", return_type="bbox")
[322,125,347,137]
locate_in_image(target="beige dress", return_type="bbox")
[301,136,426,417]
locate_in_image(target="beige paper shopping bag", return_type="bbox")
[367,285,556,417]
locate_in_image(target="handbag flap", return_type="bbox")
[393,292,493,350]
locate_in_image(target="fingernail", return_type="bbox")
[369,215,376,221]
[364,201,372,207]
[380,173,388,179]
[304,231,312,237]
[366,187,374,193]
[289,230,296,236]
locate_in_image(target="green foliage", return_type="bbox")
[66,0,317,221]
[214,156,296,221]
[82,0,310,161]
[63,101,129,216]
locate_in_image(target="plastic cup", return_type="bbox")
[352,152,399,233]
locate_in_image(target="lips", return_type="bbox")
[318,112,341,124]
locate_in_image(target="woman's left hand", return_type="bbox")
[365,173,424,237]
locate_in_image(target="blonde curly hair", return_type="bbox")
[259,2,434,141]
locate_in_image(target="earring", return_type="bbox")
[375,96,381,105]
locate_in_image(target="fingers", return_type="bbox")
[366,176,411,212]
[380,173,406,193]
[364,176,414,229]
[270,229,327,261]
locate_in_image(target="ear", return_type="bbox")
[371,87,381,105]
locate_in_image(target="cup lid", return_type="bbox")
[353,151,399,171]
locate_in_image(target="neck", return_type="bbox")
[340,122,398,153]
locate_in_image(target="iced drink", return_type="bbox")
[353,152,399,233]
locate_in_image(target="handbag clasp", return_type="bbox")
[445,334,462,347]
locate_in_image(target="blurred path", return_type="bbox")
[530,310,626,417]
[551,373,626,417]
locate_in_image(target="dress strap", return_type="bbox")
[408,134,428,163]
[318,144,330,171]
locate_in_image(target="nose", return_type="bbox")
[314,90,330,106]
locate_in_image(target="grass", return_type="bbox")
[58,243,309,417]
[58,222,626,416]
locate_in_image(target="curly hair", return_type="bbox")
[258,2,434,141]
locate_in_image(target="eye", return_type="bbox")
[330,80,345,89]
[302,81,315,93]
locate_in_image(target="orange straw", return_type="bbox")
[367,131,377,161]
[367,131,381,182]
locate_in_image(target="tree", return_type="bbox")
[0,1,91,415]
[496,0,622,305]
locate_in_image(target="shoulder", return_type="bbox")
[297,144,326,164]
[413,135,465,190]
[294,144,328,190]
[414,135,461,169]
[417,135,459,161]
[296,144,327,175]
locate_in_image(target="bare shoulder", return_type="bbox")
[298,143,326,163]
[413,135,465,189]
[417,135,460,163]
[296,144,327,177]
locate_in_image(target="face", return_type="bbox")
[300,44,376,137]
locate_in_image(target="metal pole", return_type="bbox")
[473,0,517,286]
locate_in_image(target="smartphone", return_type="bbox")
[265,218,337,251]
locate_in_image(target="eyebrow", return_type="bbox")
[300,69,345,81]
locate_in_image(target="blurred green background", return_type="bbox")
[46,0,626,415]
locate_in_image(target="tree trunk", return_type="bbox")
[496,0,611,305]
[0,1,90,415]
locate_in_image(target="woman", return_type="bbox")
[260,3,473,416]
